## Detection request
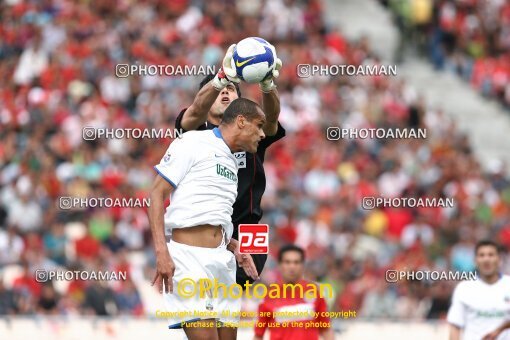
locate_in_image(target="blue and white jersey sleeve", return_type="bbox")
[154,137,195,189]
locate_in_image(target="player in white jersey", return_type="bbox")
[148,98,265,340]
[448,240,510,340]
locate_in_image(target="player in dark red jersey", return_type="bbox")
[253,245,335,340]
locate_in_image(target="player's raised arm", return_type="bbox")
[148,175,175,294]
[260,58,282,136]
[180,45,240,131]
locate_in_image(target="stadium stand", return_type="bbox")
[384,0,510,108]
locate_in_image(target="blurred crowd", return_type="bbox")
[384,0,510,108]
[1,0,510,324]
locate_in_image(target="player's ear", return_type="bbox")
[236,115,245,128]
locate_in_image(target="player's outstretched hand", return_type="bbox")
[212,44,240,90]
[227,238,259,281]
[260,57,282,93]
[222,44,241,83]
[151,252,176,294]
[235,252,259,281]
[271,57,283,79]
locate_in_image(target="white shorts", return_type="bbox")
[163,240,241,329]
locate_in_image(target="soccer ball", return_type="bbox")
[231,37,277,83]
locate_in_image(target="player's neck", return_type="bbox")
[282,277,302,285]
[218,126,242,152]
[481,273,501,285]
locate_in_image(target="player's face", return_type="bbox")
[210,84,238,121]
[238,110,266,153]
[475,245,501,278]
[279,251,304,283]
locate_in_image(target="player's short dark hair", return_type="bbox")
[475,240,502,255]
[199,73,241,97]
[221,98,262,125]
[278,245,305,263]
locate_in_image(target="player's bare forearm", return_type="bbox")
[181,82,221,131]
[449,324,461,340]
[262,88,280,136]
[253,335,263,340]
[149,175,176,293]
[148,175,173,257]
[227,237,238,252]
[497,320,510,332]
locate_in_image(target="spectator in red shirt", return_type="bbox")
[12,262,42,299]
[74,231,101,260]
[254,245,334,340]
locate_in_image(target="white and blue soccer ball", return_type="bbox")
[231,37,277,83]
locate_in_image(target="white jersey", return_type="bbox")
[447,275,510,340]
[154,128,238,239]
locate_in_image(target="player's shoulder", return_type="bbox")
[456,275,510,290]
[168,130,207,152]
[453,277,477,293]
[177,129,213,143]
[499,274,510,284]
[181,129,209,138]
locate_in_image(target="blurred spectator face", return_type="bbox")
[279,250,304,284]
[41,284,57,301]
[475,245,501,278]
[210,84,239,123]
